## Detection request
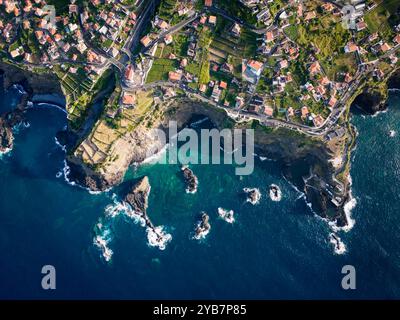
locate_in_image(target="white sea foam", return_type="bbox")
[12,84,27,95]
[389,130,396,137]
[269,184,282,202]
[36,102,67,114]
[146,225,172,250]
[193,224,210,240]
[218,207,235,224]
[61,160,107,195]
[0,148,12,157]
[329,233,347,255]
[54,137,66,152]
[93,221,113,263]
[243,187,261,205]
[190,117,209,128]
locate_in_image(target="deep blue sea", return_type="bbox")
[1,81,400,299]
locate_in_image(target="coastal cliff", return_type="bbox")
[0,61,353,228]
[0,62,62,96]
[352,69,400,115]
[67,96,351,227]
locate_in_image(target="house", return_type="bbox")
[124,64,135,82]
[344,42,358,53]
[157,20,169,30]
[164,34,173,45]
[208,15,217,26]
[322,3,334,12]
[356,21,367,32]
[141,35,152,47]
[211,85,221,102]
[168,71,182,82]
[219,81,228,90]
[328,96,337,108]
[235,96,245,108]
[180,58,188,68]
[304,11,317,21]
[205,0,213,7]
[394,34,400,45]
[265,31,275,43]
[220,63,234,74]
[309,61,321,75]
[231,23,241,37]
[122,92,136,106]
[279,59,288,69]
[69,4,78,14]
[264,106,274,117]
[313,115,325,127]
[301,106,310,119]
[381,42,391,53]
[247,60,263,76]
[243,60,263,84]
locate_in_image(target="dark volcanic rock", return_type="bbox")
[388,69,400,89]
[182,166,198,194]
[195,212,211,239]
[124,176,151,215]
[0,118,13,153]
[352,90,387,115]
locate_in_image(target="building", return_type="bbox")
[168,71,182,82]
[122,92,136,106]
[208,15,217,26]
[243,60,263,84]
[141,35,152,47]
[124,65,135,83]
[164,34,173,45]
[231,23,241,37]
[344,42,358,53]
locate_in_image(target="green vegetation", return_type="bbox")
[146,59,178,83]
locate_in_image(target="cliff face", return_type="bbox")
[0,62,62,96]
[67,97,348,226]
[0,118,13,153]
[352,89,388,115]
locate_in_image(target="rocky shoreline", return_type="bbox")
[0,62,64,154]
[0,61,362,230]
[352,69,400,115]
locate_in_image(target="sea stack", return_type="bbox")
[124,176,172,249]
[182,166,198,194]
[269,184,282,202]
[243,188,261,205]
[0,117,13,153]
[194,212,211,240]
[125,176,152,223]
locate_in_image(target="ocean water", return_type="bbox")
[1,83,400,299]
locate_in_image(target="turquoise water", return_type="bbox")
[1,83,400,299]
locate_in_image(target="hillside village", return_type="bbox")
[0,0,400,132]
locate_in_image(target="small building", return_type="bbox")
[140,35,152,47]
[164,34,173,45]
[231,23,241,37]
[168,71,182,82]
[208,15,217,26]
[122,92,136,106]
[264,106,274,117]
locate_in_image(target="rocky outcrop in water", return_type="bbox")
[0,118,13,153]
[243,188,261,205]
[194,212,211,240]
[182,166,198,194]
[125,176,151,216]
